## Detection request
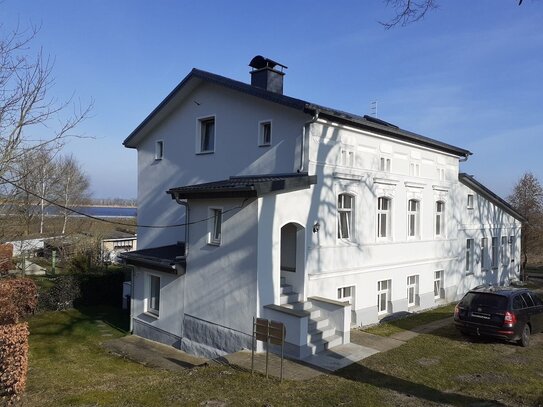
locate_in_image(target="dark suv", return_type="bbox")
[454,285,543,347]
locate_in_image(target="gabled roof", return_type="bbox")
[167,173,317,200]
[459,173,526,222]
[123,68,472,158]
[119,243,186,274]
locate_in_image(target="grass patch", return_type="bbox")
[363,304,455,337]
[22,304,543,406]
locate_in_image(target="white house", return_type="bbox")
[121,56,525,360]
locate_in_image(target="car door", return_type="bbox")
[527,292,543,333]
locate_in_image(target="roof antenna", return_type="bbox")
[370,101,378,117]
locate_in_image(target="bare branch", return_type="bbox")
[380,0,437,29]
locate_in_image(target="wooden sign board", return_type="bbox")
[255,318,269,342]
[268,320,285,345]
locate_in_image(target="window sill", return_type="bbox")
[196,151,214,155]
[144,311,159,320]
[258,143,271,147]
[207,241,221,247]
[465,272,474,276]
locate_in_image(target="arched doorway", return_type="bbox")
[280,223,305,301]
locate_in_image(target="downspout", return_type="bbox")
[174,196,189,258]
[298,109,320,173]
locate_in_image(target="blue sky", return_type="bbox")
[2,0,542,199]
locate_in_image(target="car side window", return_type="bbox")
[529,292,543,306]
[521,293,535,308]
[512,295,526,310]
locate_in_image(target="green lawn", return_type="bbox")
[362,304,456,337]
[22,305,543,406]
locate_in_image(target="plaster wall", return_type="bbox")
[184,197,258,337]
[134,82,307,249]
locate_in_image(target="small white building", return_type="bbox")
[121,56,525,359]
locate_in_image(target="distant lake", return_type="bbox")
[0,205,137,218]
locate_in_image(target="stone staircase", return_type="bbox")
[279,277,342,355]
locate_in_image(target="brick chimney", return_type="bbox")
[249,55,287,94]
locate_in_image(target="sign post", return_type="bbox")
[251,317,286,381]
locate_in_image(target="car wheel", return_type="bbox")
[518,324,530,347]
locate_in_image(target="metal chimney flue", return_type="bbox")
[249,55,287,94]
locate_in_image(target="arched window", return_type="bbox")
[338,194,354,240]
[407,199,420,238]
[377,197,391,238]
[435,201,445,237]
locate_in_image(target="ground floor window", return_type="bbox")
[147,274,160,316]
[434,270,444,299]
[337,285,354,301]
[407,275,419,307]
[377,279,391,314]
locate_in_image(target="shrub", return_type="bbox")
[37,275,81,312]
[0,278,38,325]
[0,323,29,404]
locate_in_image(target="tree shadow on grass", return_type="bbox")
[76,305,130,333]
[335,363,506,407]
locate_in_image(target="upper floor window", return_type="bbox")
[377,197,391,239]
[481,237,488,270]
[467,194,474,209]
[437,167,445,181]
[155,140,164,160]
[435,201,445,236]
[340,149,355,167]
[466,239,474,273]
[259,121,272,146]
[501,236,508,266]
[338,194,354,240]
[491,237,499,269]
[198,117,215,153]
[409,162,420,177]
[208,208,222,245]
[407,199,420,238]
[380,156,391,172]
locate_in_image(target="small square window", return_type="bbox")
[467,194,474,209]
[155,140,164,160]
[198,117,215,153]
[259,121,272,146]
[337,286,353,300]
[380,157,391,172]
[209,208,222,245]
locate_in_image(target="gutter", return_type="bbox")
[298,109,320,173]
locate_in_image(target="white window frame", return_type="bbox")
[437,167,445,181]
[435,201,445,237]
[501,236,508,266]
[491,237,499,269]
[377,279,391,315]
[337,193,354,240]
[208,207,222,245]
[509,236,514,262]
[407,275,419,307]
[407,199,420,239]
[377,197,391,239]
[258,120,272,146]
[340,148,355,167]
[467,194,474,209]
[337,285,354,301]
[481,237,488,271]
[466,239,474,274]
[409,161,420,177]
[380,156,391,172]
[434,270,444,299]
[155,140,164,160]
[197,115,215,154]
[146,273,161,317]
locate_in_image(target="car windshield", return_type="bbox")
[460,292,508,310]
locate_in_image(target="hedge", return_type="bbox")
[0,278,37,404]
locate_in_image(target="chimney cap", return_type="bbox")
[249,55,287,71]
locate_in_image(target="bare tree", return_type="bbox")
[508,172,543,277]
[380,0,525,29]
[0,23,91,190]
[56,155,90,234]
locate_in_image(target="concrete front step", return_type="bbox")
[282,301,313,311]
[308,316,329,331]
[280,284,293,295]
[308,325,336,342]
[308,334,343,354]
[280,292,301,305]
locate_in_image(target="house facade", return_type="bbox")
[122,56,524,359]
